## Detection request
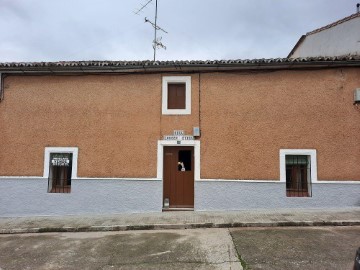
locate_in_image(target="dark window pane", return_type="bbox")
[286,155,309,165]
[48,153,73,193]
[178,150,191,171]
[168,83,186,109]
[285,155,311,197]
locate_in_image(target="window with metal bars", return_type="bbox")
[285,155,311,197]
[48,153,73,193]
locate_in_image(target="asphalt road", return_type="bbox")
[230,226,360,270]
[0,226,359,270]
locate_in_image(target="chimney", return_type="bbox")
[357,3,360,13]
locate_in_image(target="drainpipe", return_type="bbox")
[0,73,3,102]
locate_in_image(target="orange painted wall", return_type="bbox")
[0,74,199,177]
[200,68,360,180]
[0,69,359,180]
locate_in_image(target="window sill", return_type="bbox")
[162,109,191,115]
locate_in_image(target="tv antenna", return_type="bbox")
[134,0,167,61]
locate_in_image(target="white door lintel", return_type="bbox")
[157,140,200,181]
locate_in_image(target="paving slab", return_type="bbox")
[0,229,242,270]
[0,207,359,234]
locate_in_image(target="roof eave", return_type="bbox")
[1,60,360,74]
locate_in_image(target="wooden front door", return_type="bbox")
[163,146,194,209]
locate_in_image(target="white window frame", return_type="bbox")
[162,76,191,115]
[279,149,317,183]
[43,147,78,179]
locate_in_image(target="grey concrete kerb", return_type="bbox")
[0,223,355,234]
[1,220,360,234]
[1,208,359,234]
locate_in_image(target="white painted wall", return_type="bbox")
[291,16,360,58]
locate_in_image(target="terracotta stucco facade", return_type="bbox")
[1,68,359,180]
[200,68,360,180]
[0,74,199,178]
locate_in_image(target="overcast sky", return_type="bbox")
[0,0,359,62]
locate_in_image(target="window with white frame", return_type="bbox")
[280,149,317,197]
[44,147,78,193]
[162,76,191,115]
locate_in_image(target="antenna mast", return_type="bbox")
[134,0,167,61]
[153,0,158,61]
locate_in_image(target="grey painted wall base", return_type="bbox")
[195,181,360,210]
[0,178,163,217]
[1,178,359,217]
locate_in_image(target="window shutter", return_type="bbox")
[168,83,186,109]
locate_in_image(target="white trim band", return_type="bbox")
[43,147,79,179]
[280,149,317,183]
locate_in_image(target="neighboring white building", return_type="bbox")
[288,12,360,58]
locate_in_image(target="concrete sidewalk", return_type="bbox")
[1,207,359,234]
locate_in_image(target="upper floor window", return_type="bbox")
[168,83,186,110]
[162,76,191,115]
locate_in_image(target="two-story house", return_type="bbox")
[0,57,359,216]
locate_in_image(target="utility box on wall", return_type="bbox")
[193,127,200,137]
[354,89,360,104]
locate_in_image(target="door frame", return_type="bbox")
[157,140,200,209]
[157,140,200,181]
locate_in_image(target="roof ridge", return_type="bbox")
[307,12,360,36]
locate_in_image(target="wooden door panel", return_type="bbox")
[163,151,173,203]
[163,146,194,208]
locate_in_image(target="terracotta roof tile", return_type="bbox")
[0,56,360,72]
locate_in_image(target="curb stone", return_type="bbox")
[1,220,360,234]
